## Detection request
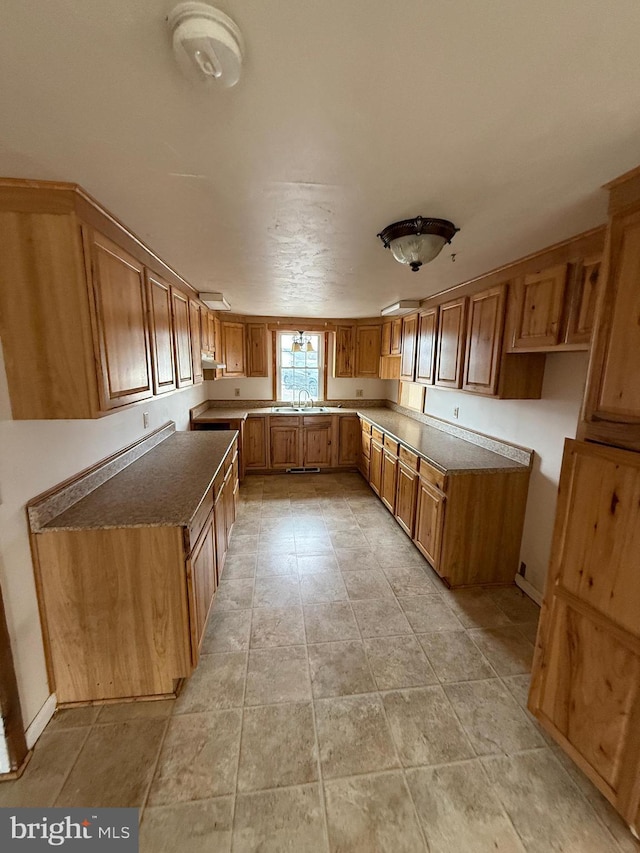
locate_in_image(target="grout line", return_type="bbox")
[138,713,173,824]
[50,724,94,807]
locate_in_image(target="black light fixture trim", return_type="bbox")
[377,216,459,271]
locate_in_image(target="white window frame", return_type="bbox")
[276,331,325,402]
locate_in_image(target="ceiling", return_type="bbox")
[2,1,640,317]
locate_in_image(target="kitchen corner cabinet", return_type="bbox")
[435,297,468,388]
[222,321,246,377]
[400,314,419,381]
[355,324,382,377]
[333,325,355,377]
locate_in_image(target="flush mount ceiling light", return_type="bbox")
[168,2,244,88]
[380,300,421,317]
[199,292,231,310]
[291,331,315,354]
[377,216,459,272]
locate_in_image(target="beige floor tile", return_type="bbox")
[226,534,259,555]
[233,784,326,853]
[250,606,306,647]
[364,636,437,690]
[486,586,541,624]
[295,535,334,555]
[220,553,257,579]
[398,596,463,632]
[352,598,413,637]
[375,545,429,568]
[259,517,296,535]
[0,730,88,807]
[324,772,427,852]
[444,678,545,755]
[517,620,540,645]
[303,602,360,643]
[96,699,174,723]
[245,645,310,705]
[141,797,233,853]
[299,571,348,604]
[292,517,328,535]
[232,518,261,537]
[308,639,376,698]
[297,553,339,574]
[330,530,369,550]
[363,528,409,549]
[213,578,254,611]
[324,518,362,534]
[148,710,241,805]
[55,718,167,807]
[255,552,298,577]
[382,687,475,767]
[342,567,394,599]
[468,626,535,676]
[175,652,246,713]
[257,534,296,554]
[315,694,399,779]
[260,501,291,517]
[382,564,441,596]
[441,588,515,629]
[201,609,252,654]
[45,706,101,731]
[253,575,301,608]
[333,547,380,570]
[417,630,496,683]
[237,703,318,792]
[406,762,526,853]
[482,749,617,853]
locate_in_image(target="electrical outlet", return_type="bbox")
[519,561,527,577]
[453,407,459,419]
[234,388,240,397]
[143,412,150,429]
[356,389,363,398]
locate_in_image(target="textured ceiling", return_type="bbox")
[2,0,640,316]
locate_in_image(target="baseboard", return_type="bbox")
[25,693,56,749]
[515,574,543,606]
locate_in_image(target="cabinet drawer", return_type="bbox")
[303,416,332,426]
[383,435,399,455]
[419,458,446,491]
[371,427,384,443]
[270,415,301,426]
[189,487,214,551]
[399,446,419,470]
[360,419,372,434]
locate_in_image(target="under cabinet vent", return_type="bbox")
[286,467,321,474]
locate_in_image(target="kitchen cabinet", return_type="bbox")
[395,448,419,537]
[381,318,402,357]
[510,263,569,349]
[400,313,419,381]
[414,475,446,569]
[369,435,384,497]
[171,288,194,387]
[337,415,360,466]
[146,272,177,396]
[189,299,204,385]
[302,416,333,468]
[564,255,601,345]
[247,323,269,377]
[529,440,640,833]
[189,514,216,654]
[244,417,268,469]
[415,307,438,385]
[381,438,399,513]
[360,420,371,479]
[435,297,467,388]
[333,325,355,377]
[381,321,392,357]
[355,324,382,377]
[222,321,246,377]
[462,285,505,396]
[270,418,302,469]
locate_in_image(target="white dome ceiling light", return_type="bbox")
[167,2,244,88]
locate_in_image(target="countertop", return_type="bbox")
[192,406,358,422]
[41,431,238,532]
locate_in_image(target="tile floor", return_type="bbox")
[2,472,638,852]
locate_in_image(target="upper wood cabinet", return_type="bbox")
[333,325,355,377]
[510,263,569,349]
[189,299,204,385]
[171,288,194,388]
[204,311,216,354]
[355,324,382,377]
[435,297,467,388]
[463,285,506,396]
[400,313,419,381]
[381,321,392,357]
[564,255,601,345]
[415,307,438,385]
[246,323,269,377]
[381,318,402,356]
[222,321,246,377]
[146,272,177,396]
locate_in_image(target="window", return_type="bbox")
[277,332,324,402]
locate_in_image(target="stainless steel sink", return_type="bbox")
[272,406,329,413]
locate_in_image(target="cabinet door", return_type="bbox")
[380,450,398,513]
[564,256,601,345]
[355,325,382,377]
[189,299,204,385]
[511,263,568,349]
[338,416,360,466]
[435,297,467,388]
[247,323,268,377]
[244,417,268,469]
[214,495,227,581]
[381,321,392,357]
[88,231,153,410]
[171,289,194,387]
[369,439,383,496]
[270,426,301,469]
[334,326,355,377]
[223,470,235,546]
[360,428,371,478]
[400,314,418,381]
[146,272,177,395]
[204,311,216,354]
[415,308,438,385]
[583,208,640,450]
[395,462,419,537]
[391,318,403,355]
[303,419,333,467]
[222,322,246,376]
[413,477,445,569]
[463,285,506,396]
[190,517,216,656]
[529,440,640,832]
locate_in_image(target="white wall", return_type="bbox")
[420,352,589,594]
[0,347,210,733]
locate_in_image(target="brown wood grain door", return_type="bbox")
[435,297,467,388]
[247,323,268,377]
[270,426,302,469]
[511,263,568,349]
[244,417,268,469]
[390,318,403,355]
[146,272,177,395]
[381,321,392,356]
[564,255,601,345]
[190,518,216,658]
[355,325,382,378]
[413,477,445,570]
[400,314,418,381]
[380,450,398,514]
[415,307,438,385]
[369,439,383,496]
[529,439,640,833]
[88,230,153,410]
[338,416,360,466]
[333,326,355,377]
[189,300,204,385]
[171,288,194,387]
[395,462,419,537]
[222,321,246,377]
[214,495,227,581]
[302,419,333,467]
[463,285,506,396]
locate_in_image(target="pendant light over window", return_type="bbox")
[291,331,315,353]
[377,216,459,271]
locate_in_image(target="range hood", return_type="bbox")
[201,351,226,369]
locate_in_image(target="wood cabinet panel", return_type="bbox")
[190,517,216,656]
[247,323,268,377]
[413,477,445,569]
[463,285,506,395]
[338,416,360,466]
[395,462,418,537]
[222,321,246,377]
[171,288,194,388]
[381,449,398,513]
[214,493,227,581]
[565,256,601,345]
[88,231,154,409]
[415,308,438,385]
[270,425,302,469]
[511,263,568,349]
[435,297,467,388]
[334,326,355,377]
[146,272,177,395]
[189,300,204,385]
[369,439,383,496]
[381,321,392,357]
[303,420,333,468]
[244,417,268,469]
[391,318,402,355]
[355,325,382,378]
[400,314,418,381]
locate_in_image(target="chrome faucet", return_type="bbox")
[297,389,313,409]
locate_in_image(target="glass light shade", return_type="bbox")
[291,341,302,353]
[389,233,448,269]
[305,340,315,353]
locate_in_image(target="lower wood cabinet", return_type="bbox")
[338,416,360,466]
[270,420,302,469]
[395,459,419,538]
[381,448,398,513]
[303,417,333,467]
[414,475,446,569]
[244,416,268,469]
[189,514,216,657]
[369,438,383,497]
